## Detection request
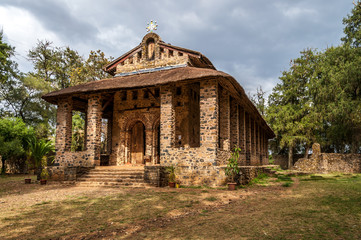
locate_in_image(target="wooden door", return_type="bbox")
[131,122,145,164]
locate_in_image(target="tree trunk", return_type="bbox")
[36,167,42,180]
[304,145,310,158]
[288,145,293,169]
[351,142,358,154]
[1,157,5,175]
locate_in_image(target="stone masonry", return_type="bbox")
[43,32,275,185]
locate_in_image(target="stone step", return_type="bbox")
[83,172,144,176]
[77,177,144,182]
[76,167,146,188]
[76,181,147,187]
[81,174,144,178]
[92,168,144,172]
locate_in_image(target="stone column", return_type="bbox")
[245,112,251,165]
[86,94,102,166]
[145,129,153,163]
[260,129,264,164]
[239,106,246,163]
[55,97,73,166]
[230,97,239,149]
[250,117,255,165]
[256,123,262,165]
[106,118,112,155]
[219,87,230,150]
[83,111,88,150]
[200,80,218,161]
[160,85,175,165]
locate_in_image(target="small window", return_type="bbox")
[129,57,133,64]
[132,90,138,100]
[176,87,182,96]
[154,88,160,98]
[137,51,142,62]
[143,90,149,99]
[178,52,183,57]
[121,91,127,101]
[169,50,173,57]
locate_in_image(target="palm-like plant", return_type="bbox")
[26,136,54,180]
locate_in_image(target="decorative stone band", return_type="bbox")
[114,64,188,77]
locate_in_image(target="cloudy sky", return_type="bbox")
[0,0,355,95]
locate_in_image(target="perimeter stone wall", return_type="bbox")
[293,143,361,173]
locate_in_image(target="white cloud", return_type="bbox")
[276,3,317,20]
[0,6,63,72]
[96,24,139,52]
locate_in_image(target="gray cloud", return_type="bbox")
[0,0,354,95]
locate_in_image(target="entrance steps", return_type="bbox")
[76,166,147,187]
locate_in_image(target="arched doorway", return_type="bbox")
[131,121,146,164]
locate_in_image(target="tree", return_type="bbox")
[315,45,361,153]
[28,41,83,90]
[71,112,85,152]
[267,49,322,167]
[249,86,267,117]
[26,135,54,180]
[0,117,33,174]
[0,30,18,84]
[342,1,361,47]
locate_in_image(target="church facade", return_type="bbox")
[43,33,275,186]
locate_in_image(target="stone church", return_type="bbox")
[43,32,275,186]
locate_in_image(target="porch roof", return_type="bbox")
[42,67,230,102]
[42,66,275,138]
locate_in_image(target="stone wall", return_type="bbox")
[144,165,168,187]
[274,154,305,169]
[293,153,361,173]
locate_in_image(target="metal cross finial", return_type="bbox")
[146,20,158,32]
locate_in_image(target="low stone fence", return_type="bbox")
[144,165,168,187]
[47,166,92,181]
[293,153,361,173]
[293,142,361,173]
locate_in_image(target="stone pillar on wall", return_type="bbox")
[106,118,112,155]
[239,106,246,163]
[83,111,88,150]
[256,123,262,165]
[145,129,153,161]
[260,129,264,164]
[219,87,230,151]
[55,97,73,166]
[200,80,218,161]
[230,97,239,149]
[86,94,102,166]
[250,117,255,164]
[245,112,251,165]
[160,85,175,165]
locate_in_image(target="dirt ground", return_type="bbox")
[1,174,360,240]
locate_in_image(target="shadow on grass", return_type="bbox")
[0,189,207,239]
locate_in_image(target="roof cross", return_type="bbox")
[146,20,158,32]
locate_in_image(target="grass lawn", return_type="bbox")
[0,173,360,239]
